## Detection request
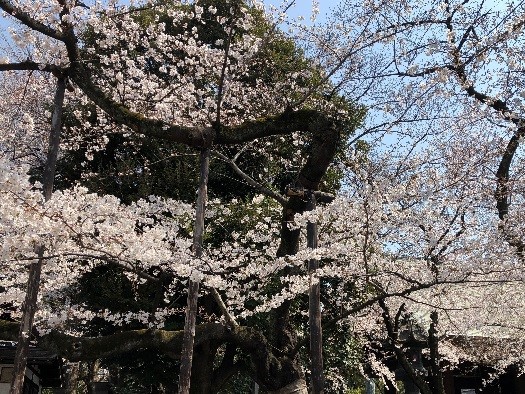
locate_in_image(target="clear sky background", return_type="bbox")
[264,0,341,24]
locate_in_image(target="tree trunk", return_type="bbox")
[10,76,66,394]
[306,191,324,393]
[268,379,308,394]
[65,362,80,394]
[188,342,218,394]
[429,312,444,394]
[87,360,101,394]
[179,148,210,394]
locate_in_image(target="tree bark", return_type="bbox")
[267,379,308,394]
[87,360,101,394]
[65,362,80,394]
[429,312,444,394]
[1,319,314,393]
[179,148,210,394]
[379,300,432,394]
[307,191,324,393]
[10,75,66,394]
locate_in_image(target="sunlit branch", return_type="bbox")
[208,288,238,328]
[0,0,65,41]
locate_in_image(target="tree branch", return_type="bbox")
[212,150,287,205]
[0,61,64,74]
[69,62,339,151]
[379,299,432,394]
[0,320,300,392]
[209,288,238,329]
[0,320,227,361]
[0,1,65,41]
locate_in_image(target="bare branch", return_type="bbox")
[212,150,287,205]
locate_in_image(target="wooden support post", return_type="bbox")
[307,190,324,393]
[11,76,66,394]
[178,147,210,394]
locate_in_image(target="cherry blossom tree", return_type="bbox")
[2,0,525,393]
[0,0,360,392]
[313,0,525,389]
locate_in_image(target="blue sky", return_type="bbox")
[114,0,342,22]
[264,0,340,23]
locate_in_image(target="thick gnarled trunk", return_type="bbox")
[268,379,308,394]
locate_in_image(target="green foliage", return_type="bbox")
[56,137,196,204]
[324,325,366,392]
[105,351,179,393]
